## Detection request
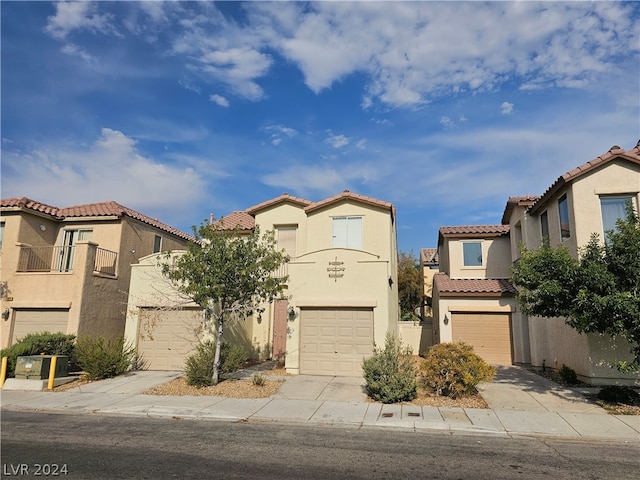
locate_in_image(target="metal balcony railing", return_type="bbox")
[16,245,117,276]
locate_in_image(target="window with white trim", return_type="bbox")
[600,195,633,240]
[277,226,297,259]
[332,216,362,249]
[462,241,483,267]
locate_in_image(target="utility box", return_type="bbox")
[15,355,69,380]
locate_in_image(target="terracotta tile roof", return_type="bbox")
[501,195,541,224]
[529,141,640,215]
[1,197,193,241]
[433,273,517,296]
[439,224,511,238]
[304,190,395,219]
[420,248,439,265]
[246,193,312,215]
[211,211,255,231]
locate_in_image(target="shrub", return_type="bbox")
[251,374,266,387]
[362,333,417,404]
[597,385,640,404]
[75,336,137,380]
[0,332,76,378]
[558,364,579,384]
[221,342,249,373]
[421,342,495,399]
[184,341,249,387]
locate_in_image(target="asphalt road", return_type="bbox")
[1,411,637,479]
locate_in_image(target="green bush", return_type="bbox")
[558,364,579,384]
[251,373,266,386]
[0,332,76,378]
[362,333,417,404]
[597,385,640,404]
[184,341,249,387]
[75,336,136,380]
[421,342,495,399]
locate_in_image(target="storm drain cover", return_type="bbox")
[408,412,420,417]
[381,413,394,418]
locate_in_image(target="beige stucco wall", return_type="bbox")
[510,159,640,384]
[254,199,399,374]
[446,236,511,279]
[0,209,190,348]
[398,322,432,356]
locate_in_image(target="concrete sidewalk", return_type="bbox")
[1,367,638,441]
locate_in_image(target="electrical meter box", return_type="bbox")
[15,355,69,380]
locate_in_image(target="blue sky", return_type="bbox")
[2,1,639,254]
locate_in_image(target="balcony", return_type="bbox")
[17,245,118,277]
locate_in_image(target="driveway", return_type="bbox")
[477,366,606,414]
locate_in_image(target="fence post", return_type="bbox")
[47,356,58,390]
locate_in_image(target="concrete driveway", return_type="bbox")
[477,366,606,414]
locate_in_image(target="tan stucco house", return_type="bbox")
[125,190,400,376]
[0,197,192,349]
[430,141,640,384]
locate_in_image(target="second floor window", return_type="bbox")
[600,196,633,239]
[332,216,362,249]
[540,210,549,242]
[558,194,571,240]
[463,241,483,267]
[153,235,162,253]
[277,226,297,259]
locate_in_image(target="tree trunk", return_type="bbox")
[211,311,224,386]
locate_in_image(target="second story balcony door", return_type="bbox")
[58,229,92,272]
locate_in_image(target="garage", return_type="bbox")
[12,309,69,344]
[299,308,373,376]
[137,308,202,370]
[451,312,513,365]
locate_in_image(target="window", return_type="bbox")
[558,195,570,240]
[540,210,549,242]
[600,196,632,238]
[463,241,483,267]
[153,235,162,253]
[0,222,4,250]
[277,226,297,259]
[332,216,362,249]
[59,228,93,271]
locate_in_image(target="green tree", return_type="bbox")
[512,204,640,372]
[398,250,422,321]
[161,222,289,385]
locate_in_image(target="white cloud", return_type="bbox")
[326,132,350,148]
[209,94,229,107]
[440,117,455,128]
[261,163,376,195]
[501,102,514,115]
[1,128,207,215]
[265,124,298,146]
[45,2,119,39]
[356,139,367,150]
[250,2,638,108]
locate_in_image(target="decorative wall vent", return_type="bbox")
[327,257,345,281]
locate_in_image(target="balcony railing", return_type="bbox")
[94,247,117,276]
[17,245,117,277]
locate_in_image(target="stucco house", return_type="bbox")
[0,197,192,349]
[124,190,400,376]
[430,141,640,384]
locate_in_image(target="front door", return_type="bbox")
[272,299,288,361]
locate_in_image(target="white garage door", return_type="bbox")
[137,308,202,371]
[12,309,69,344]
[300,308,373,376]
[451,313,513,365]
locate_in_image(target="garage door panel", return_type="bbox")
[138,308,201,371]
[451,313,512,365]
[12,309,69,344]
[300,308,373,376]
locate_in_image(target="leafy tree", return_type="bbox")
[398,250,422,321]
[512,204,640,372]
[161,222,289,385]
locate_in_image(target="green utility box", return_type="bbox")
[15,355,69,380]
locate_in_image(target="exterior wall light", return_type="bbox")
[287,306,297,322]
[2,309,10,320]
[443,314,449,325]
